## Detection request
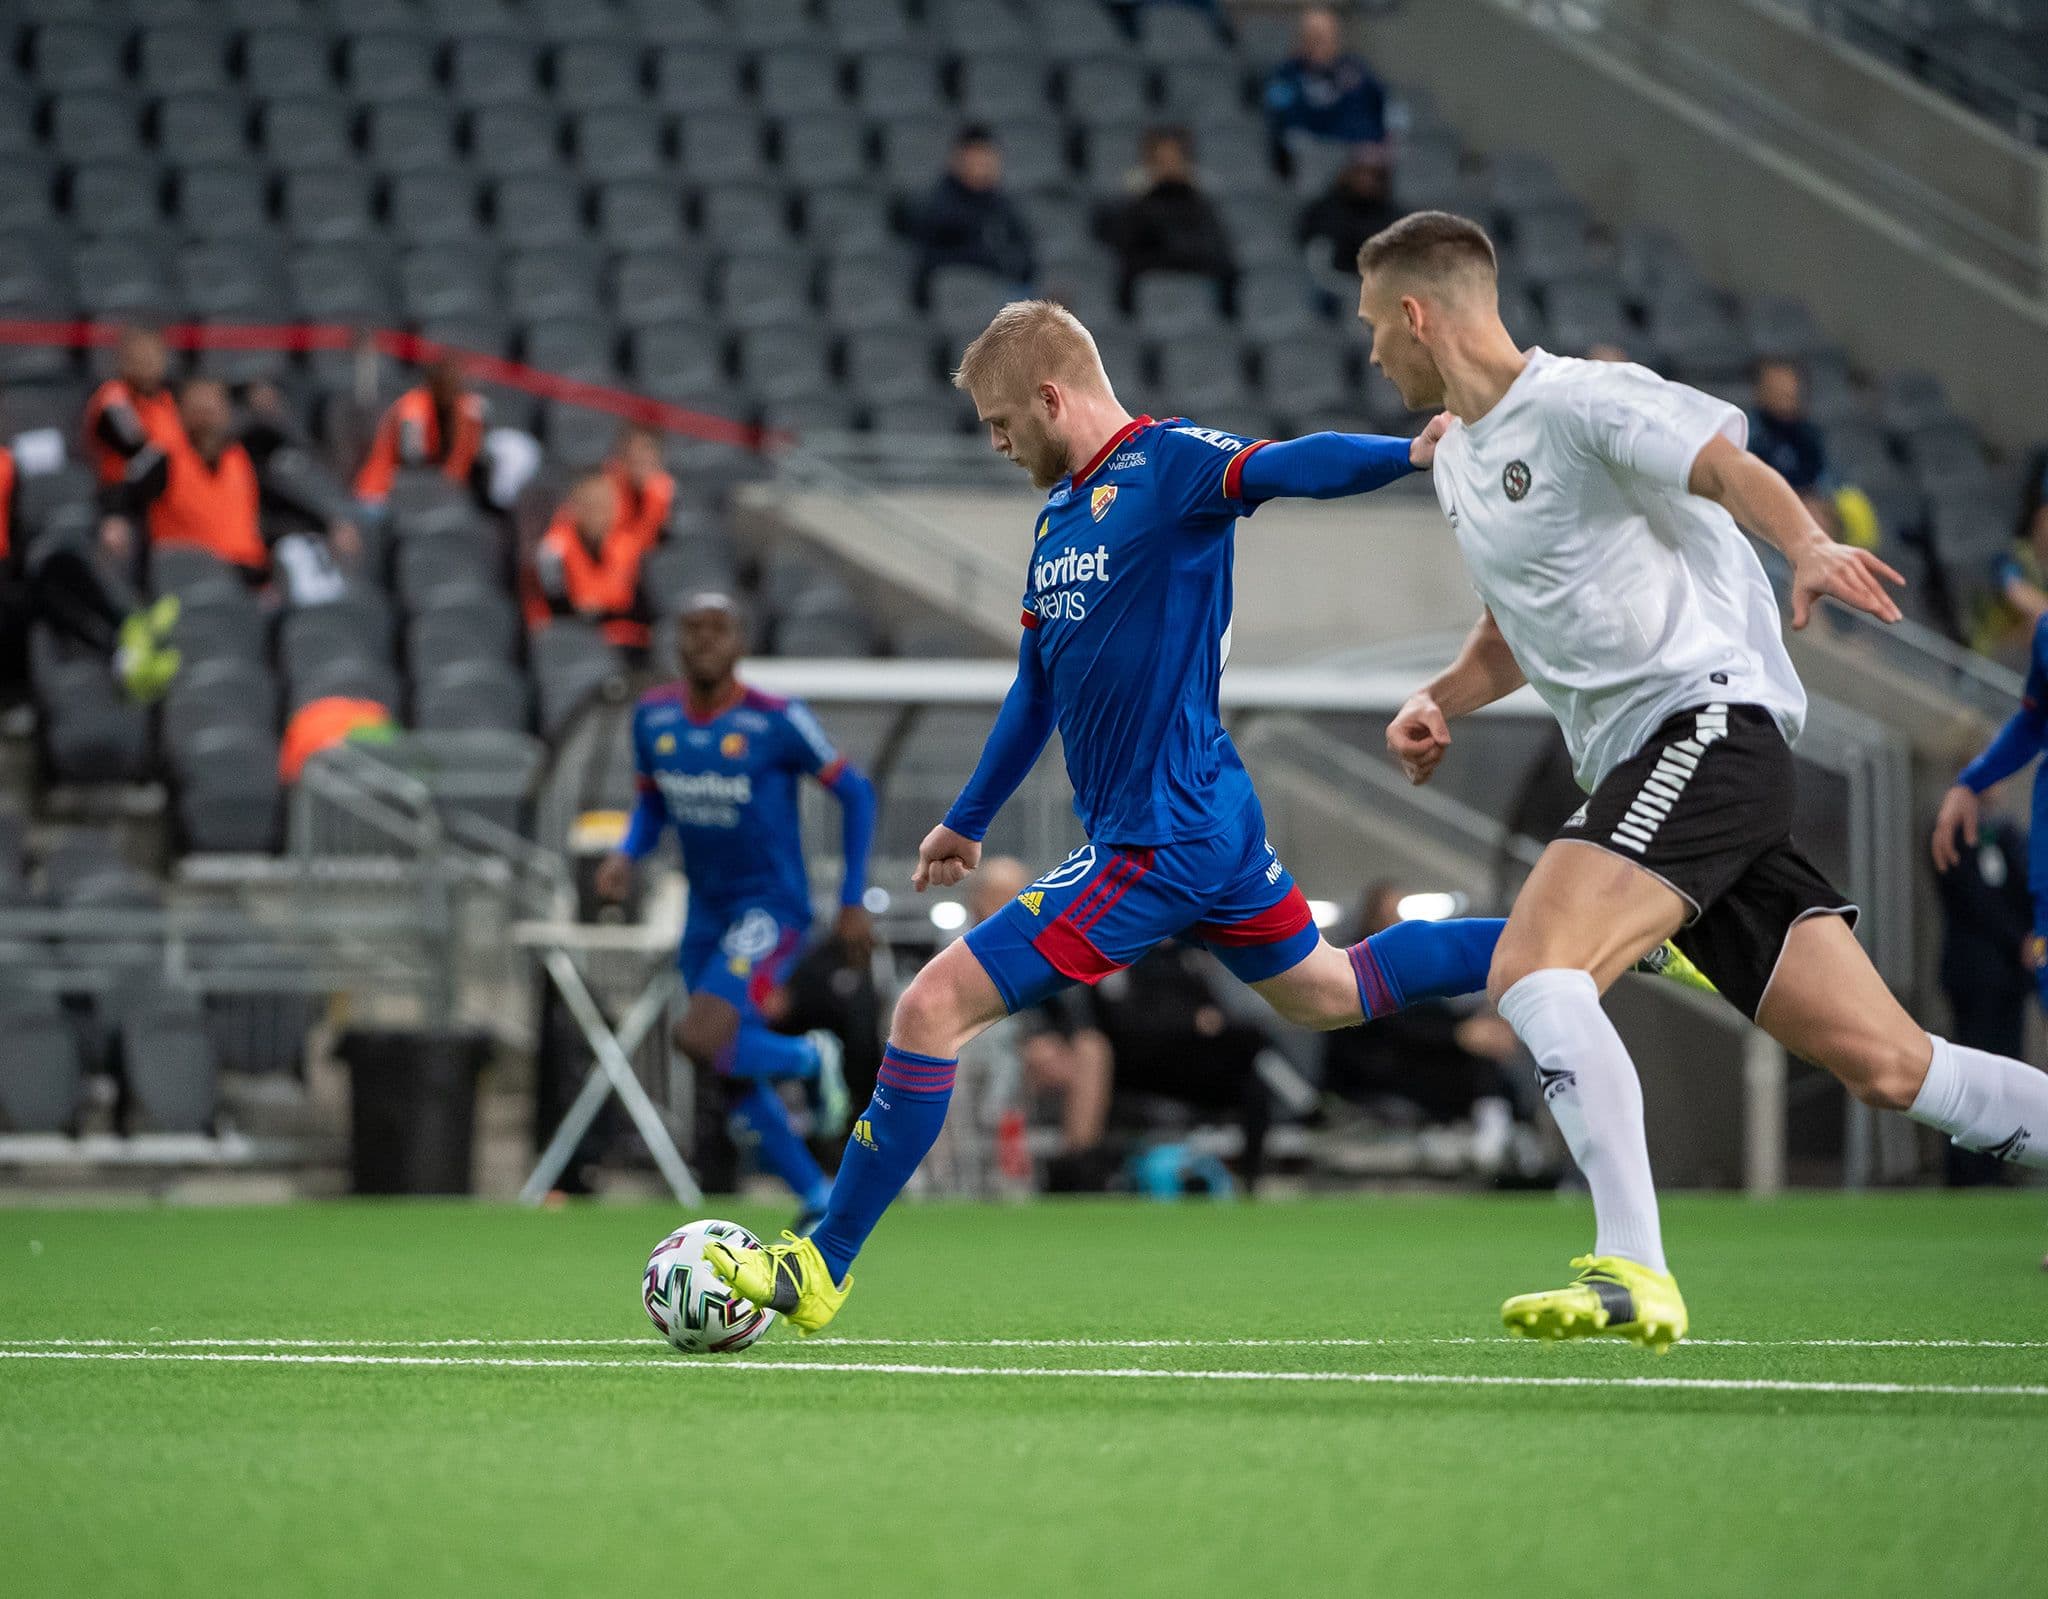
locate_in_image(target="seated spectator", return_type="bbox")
[1263,6,1388,176]
[903,125,1037,303]
[1094,125,1237,312]
[1321,883,1523,1175]
[121,380,360,588]
[1297,152,1396,302]
[1748,358,1837,533]
[352,353,487,511]
[0,434,179,704]
[605,422,675,552]
[526,469,651,654]
[84,324,184,560]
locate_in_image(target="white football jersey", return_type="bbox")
[1430,349,1806,791]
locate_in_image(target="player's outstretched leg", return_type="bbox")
[1761,914,2048,1173]
[707,938,1008,1334]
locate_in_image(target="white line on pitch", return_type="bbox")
[3,1333,2046,1351]
[1,1347,2043,1399]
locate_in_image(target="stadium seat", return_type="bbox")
[928,0,1035,59]
[413,659,531,734]
[1880,370,1952,437]
[1648,293,1752,382]
[256,97,353,168]
[619,0,724,48]
[927,264,1015,340]
[465,105,565,178]
[754,46,847,119]
[137,26,230,96]
[1038,0,1129,57]
[152,93,251,164]
[1255,335,1353,417]
[490,174,590,247]
[1236,264,1320,341]
[611,253,710,326]
[50,90,144,164]
[409,597,521,670]
[570,107,668,183]
[67,160,166,238]
[394,537,500,609]
[985,115,1071,193]
[239,26,335,99]
[818,248,919,331]
[163,657,280,751]
[875,112,957,193]
[1136,6,1231,63]
[31,21,124,93]
[280,604,393,684]
[169,591,269,667]
[776,114,873,189]
[171,162,273,242]
[344,33,438,103]
[850,49,945,118]
[652,44,747,114]
[386,169,484,245]
[522,316,618,384]
[447,39,539,109]
[0,987,84,1134]
[627,320,723,398]
[1133,272,1226,334]
[550,42,646,110]
[175,243,287,319]
[822,0,914,51]
[363,100,459,174]
[958,58,1051,121]
[730,0,813,50]
[713,250,815,328]
[677,111,772,186]
[287,654,401,714]
[278,166,379,247]
[734,323,834,405]
[1507,201,1594,289]
[541,403,622,466]
[1153,338,1252,416]
[694,182,792,247]
[531,621,623,737]
[593,178,685,248]
[1159,58,1246,118]
[801,183,896,252]
[1390,132,1463,213]
[502,245,604,321]
[1543,278,1631,356]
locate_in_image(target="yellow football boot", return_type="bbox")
[704,1230,850,1336]
[1633,941,1717,996]
[1501,1255,1688,1353]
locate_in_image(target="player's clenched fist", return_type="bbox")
[912,823,981,891]
[1387,692,1452,785]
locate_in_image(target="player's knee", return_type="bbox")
[673,1008,731,1066]
[1819,1031,1928,1112]
[889,970,966,1053]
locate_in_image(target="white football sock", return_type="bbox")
[1909,1035,2048,1169]
[1498,968,1668,1274]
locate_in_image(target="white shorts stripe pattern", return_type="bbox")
[1610,703,1727,855]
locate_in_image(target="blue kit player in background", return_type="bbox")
[709,299,1526,1329]
[1934,613,2048,1012]
[597,594,877,1231]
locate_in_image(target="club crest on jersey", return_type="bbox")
[720,731,747,759]
[655,733,676,754]
[1502,460,1532,501]
[1089,484,1118,522]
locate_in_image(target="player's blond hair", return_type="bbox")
[952,300,1113,402]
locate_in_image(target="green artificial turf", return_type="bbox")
[3,1193,2044,1599]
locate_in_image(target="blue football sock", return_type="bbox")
[1347,917,1505,1019]
[729,1082,831,1215]
[719,1022,821,1082]
[809,1044,955,1284]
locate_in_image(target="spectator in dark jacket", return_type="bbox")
[1263,6,1388,175]
[1094,125,1236,312]
[904,125,1037,303]
[1297,153,1396,303]
[1749,358,1836,534]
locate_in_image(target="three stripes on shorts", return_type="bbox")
[1610,704,1727,855]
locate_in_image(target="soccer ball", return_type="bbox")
[642,1219,777,1354]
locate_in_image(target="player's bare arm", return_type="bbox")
[1388,609,1524,784]
[1930,784,1981,872]
[1687,434,1904,629]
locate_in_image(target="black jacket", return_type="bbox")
[1095,180,1236,302]
[906,176,1036,294]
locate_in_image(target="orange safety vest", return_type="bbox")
[353,386,485,504]
[606,462,674,553]
[0,446,14,563]
[279,696,395,784]
[83,379,184,487]
[147,437,268,571]
[524,513,650,648]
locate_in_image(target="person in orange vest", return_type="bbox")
[85,325,184,566]
[606,422,675,553]
[352,354,487,509]
[0,438,181,703]
[122,381,361,586]
[278,695,397,785]
[526,468,654,654]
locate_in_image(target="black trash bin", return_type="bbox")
[338,1028,490,1195]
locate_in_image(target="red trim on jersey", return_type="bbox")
[679,681,746,726]
[1020,607,1042,630]
[1221,437,1274,500]
[1071,415,1154,488]
[741,685,790,712]
[816,755,847,785]
[1192,886,1314,947]
[1031,918,1128,985]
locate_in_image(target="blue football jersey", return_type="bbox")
[1021,415,1271,845]
[629,682,844,922]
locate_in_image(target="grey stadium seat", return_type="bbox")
[503,245,604,321]
[364,100,459,173]
[153,94,251,164]
[641,536,740,611]
[413,659,531,733]
[240,27,335,98]
[824,0,914,51]
[958,58,1049,120]
[1236,264,1319,341]
[1133,272,1226,333]
[927,264,1015,339]
[851,49,944,118]
[730,0,813,49]
[1158,58,1243,118]
[678,112,772,186]
[1061,56,1155,119]
[734,323,834,405]
[0,987,84,1133]
[386,169,484,245]
[522,316,619,383]
[842,327,938,407]
[176,244,287,319]
[819,249,918,331]
[551,42,646,110]
[447,39,539,108]
[395,537,500,607]
[280,166,377,244]
[1257,335,1354,417]
[1543,278,1631,356]
[713,250,815,327]
[694,182,791,246]
[401,245,498,320]
[611,253,710,326]
[490,174,589,246]
[137,26,230,95]
[169,591,269,666]
[875,112,954,190]
[542,403,622,465]
[627,320,723,397]
[68,161,165,237]
[594,179,684,248]
[777,114,873,189]
[571,107,668,183]
[408,597,521,667]
[31,21,124,92]
[465,105,564,178]
[171,163,273,242]
[290,242,396,320]
[256,97,353,168]
[620,0,724,48]
[1154,339,1251,416]
[801,183,895,252]
[163,657,279,751]
[287,655,401,713]
[1136,5,1230,62]
[50,90,143,164]
[754,46,846,118]
[344,33,437,103]
[652,43,747,114]
[985,116,1071,193]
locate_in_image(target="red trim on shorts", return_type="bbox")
[1064,847,1153,935]
[1031,917,1128,985]
[1221,438,1272,500]
[1191,885,1314,946]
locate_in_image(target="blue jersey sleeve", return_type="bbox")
[772,697,844,778]
[1960,620,2048,793]
[1150,423,1272,526]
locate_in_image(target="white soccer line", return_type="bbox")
[3,1334,2045,1351]
[2,1346,2043,1399]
